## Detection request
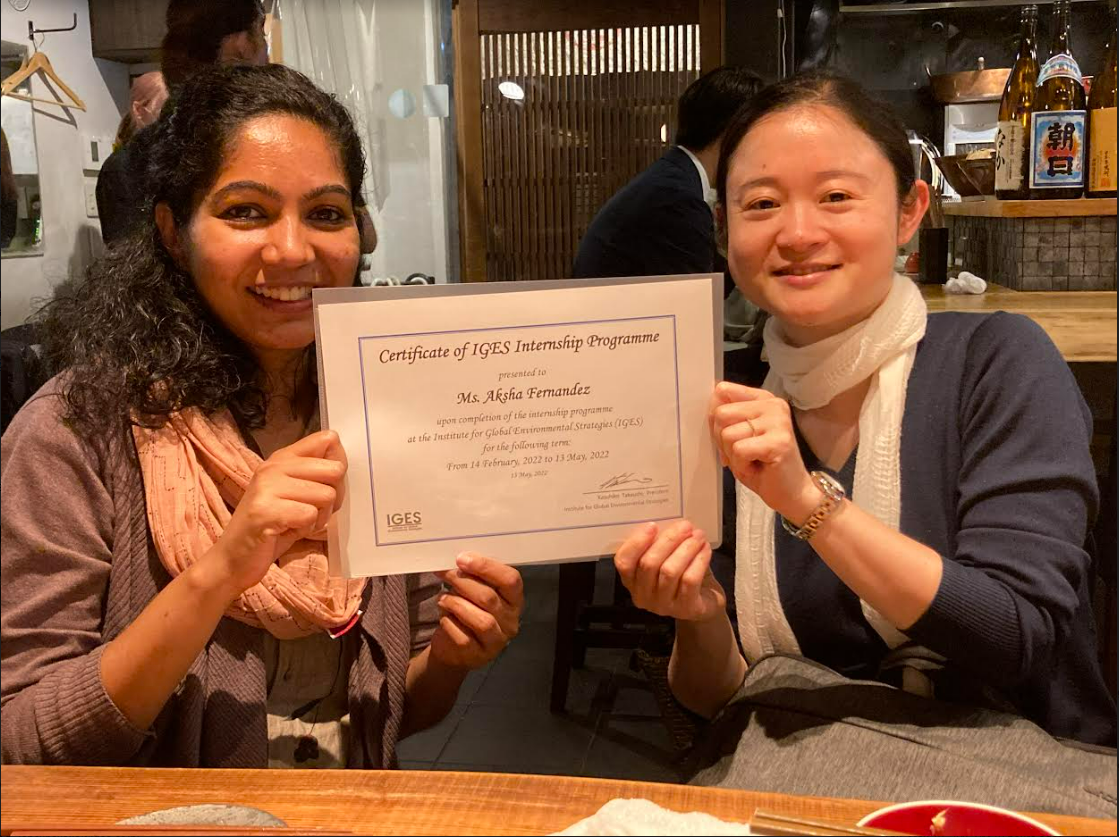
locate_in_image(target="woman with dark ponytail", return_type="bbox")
[614,71,1115,815]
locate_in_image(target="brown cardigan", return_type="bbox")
[1,380,440,767]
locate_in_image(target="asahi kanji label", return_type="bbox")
[1029,110,1087,189]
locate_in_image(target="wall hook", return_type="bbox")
[28,13,78,42]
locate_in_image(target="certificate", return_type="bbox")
[314,275,722,578]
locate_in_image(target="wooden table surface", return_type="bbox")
[920,283,1117,363]
[1,766,1115,836]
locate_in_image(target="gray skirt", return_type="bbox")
[685,655,1117,819]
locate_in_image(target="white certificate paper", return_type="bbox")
[314,275,722,578]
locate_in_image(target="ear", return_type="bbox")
[357,206,377,254]
[714,202,728,258]
[219,31,256,64]
[154,202,185,264]
[897,179,931,246]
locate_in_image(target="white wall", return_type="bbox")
[1,0,129,329]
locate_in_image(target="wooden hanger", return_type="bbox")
[2,50,86,112]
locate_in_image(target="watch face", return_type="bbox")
[813,470,846,501]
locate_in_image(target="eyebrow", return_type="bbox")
[211,180,352,203]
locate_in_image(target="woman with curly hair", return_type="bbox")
[1,63,522,768]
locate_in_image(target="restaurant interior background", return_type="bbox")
[0,0,1115,780]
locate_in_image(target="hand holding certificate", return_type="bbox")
[314,275,722,577]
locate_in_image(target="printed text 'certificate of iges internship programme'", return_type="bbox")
[314,275,722,577]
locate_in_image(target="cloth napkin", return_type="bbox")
[550,799,752,836]
[943,271,987,294]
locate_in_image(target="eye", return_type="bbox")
[308,206,348,224]
[823,191,850,203]
[746,197,779,212]
[220,204,266,221]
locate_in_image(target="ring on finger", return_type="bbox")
[745,417,758,437]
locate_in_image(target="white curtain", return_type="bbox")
[275,0,384,212]
[275,0,454,284]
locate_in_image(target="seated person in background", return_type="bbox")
[0,128,15,250]
[613,71,1115,814]
[96,0,268,246]
[573,66,763,607]
[113,71,169,151]
[2,64,522,768]
[572,65,761,288]
[96,71,168,241]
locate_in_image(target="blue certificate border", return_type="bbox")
[357,315,684,547]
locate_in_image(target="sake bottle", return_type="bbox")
[1087,0,1117,197]
[1030,0,1088,199]
[995,5,1039,200]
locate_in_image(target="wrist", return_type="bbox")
[675,604,725,626]
[188,547,246,607]
[779,476,825,525]
[675,608,731,638]
[420,645,472,682]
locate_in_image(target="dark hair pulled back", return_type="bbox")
[715,71,916,207]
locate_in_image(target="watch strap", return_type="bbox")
[781,471,846,541]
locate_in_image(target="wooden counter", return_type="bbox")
[921,284,1117,363]
[942,198,1117,218]
[2,766,1116,836]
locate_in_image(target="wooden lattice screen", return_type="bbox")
[478,26,700,282]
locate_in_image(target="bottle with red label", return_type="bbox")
[1030,0,1087,199]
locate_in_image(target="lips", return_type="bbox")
[772,263,841,288]
[773,263,840,277]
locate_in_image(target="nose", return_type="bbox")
[261,215,314,268]
[774,201,828,252]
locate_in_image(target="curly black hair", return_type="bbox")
[40,63,367,440]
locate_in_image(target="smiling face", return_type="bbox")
[160,114,360,366]
[722,104,927,345]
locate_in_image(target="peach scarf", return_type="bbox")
[132,409,366,640]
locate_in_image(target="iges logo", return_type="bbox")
[387,512,423,527]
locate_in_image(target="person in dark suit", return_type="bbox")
[565,67,763,667]
[572,66,762,286]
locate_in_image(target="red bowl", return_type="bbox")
[858,801,1061,836]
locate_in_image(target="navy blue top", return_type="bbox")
[770,311,1115,746]
[572,147,715,280]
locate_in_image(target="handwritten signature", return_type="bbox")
[598,472,654,491]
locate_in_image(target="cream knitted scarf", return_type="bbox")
[735,274,928,662]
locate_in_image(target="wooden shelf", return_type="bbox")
[942,198,1117,218]
[841,0,1102,12]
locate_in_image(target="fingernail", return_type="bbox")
[457,552,474,568]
